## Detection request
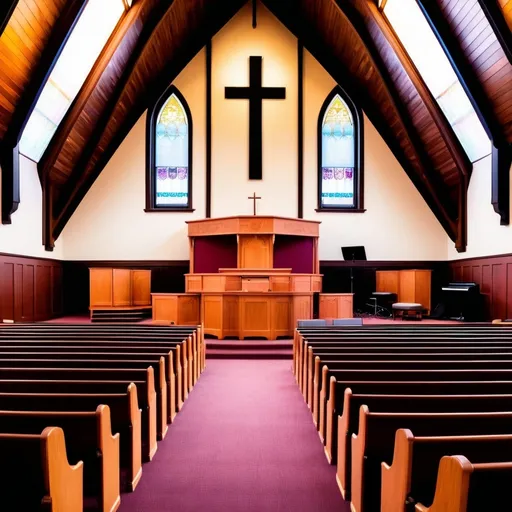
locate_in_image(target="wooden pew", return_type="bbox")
[0,384,141,492]
[0,348,180,423]
[335,389,512,501]
[0,337,192,404]
[351,407,512,512]
[382,429,512,512]
[0,426,83,512]
[319,367,512,444]
[0,405,119,512]
[308,349,512,414]
[415,456,512,512]
[0,372,157,462]
[0,357,167,440]
[298,337,512,391]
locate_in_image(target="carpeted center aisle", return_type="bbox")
[119,359,348,512]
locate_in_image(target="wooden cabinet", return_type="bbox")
[376,269,432,314]
[319,294,354,319]
[90,268,151,309]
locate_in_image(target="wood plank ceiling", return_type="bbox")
[0,0,511,252]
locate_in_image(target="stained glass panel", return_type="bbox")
[321,95,355,208]
[155,94,190,207]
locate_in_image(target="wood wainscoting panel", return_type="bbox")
[22,265,35,322]
[0,253,63,323]
[113,269,132,307]
[222,296,240,338]
[225,276,241,291]
[271,296,291,339]
[238,235,273,269]
[239,296,271,338]
[132,270,151,306]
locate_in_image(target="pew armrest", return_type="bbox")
[42,426,83,512]
[127,383,142,492]
[97,405,121,512]
[381,429,414,512]
[336,389,352,500]
[414,456,472,512]
[351,406,369,512]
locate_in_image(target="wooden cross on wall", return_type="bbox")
[248,192,261,215]
[225,56,286,180]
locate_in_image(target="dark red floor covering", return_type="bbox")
[119,359,348,512]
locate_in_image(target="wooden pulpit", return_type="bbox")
[152,216,324,339]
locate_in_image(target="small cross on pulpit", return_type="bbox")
[248,192,261,215]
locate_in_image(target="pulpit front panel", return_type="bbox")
[203,296,223,338]
[238,235,273,269]
[223,296,240,338]
[240,297,271,338]
[132,270,151,306]
[178,296,200,325]
[113,269,131,306]
[271,297,291,338]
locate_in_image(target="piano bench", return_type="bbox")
[392,302,424,320]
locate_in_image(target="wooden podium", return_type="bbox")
[152,216,322,339]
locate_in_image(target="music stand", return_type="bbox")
[341,246,367,294]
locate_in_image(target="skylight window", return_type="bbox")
[384,0,491,163]
[19,0,126,162]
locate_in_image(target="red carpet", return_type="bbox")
[119,359,348,512]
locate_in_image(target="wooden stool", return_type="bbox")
[392,302,423,320]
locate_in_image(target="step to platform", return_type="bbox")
[206,339,292,360]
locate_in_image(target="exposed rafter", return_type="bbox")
[478,0,512,64]
[417,0,510,226]
[1,0,87,224]
[0,1,18,36]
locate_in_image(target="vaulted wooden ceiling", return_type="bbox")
[0,0,511,252]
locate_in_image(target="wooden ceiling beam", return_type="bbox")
[478,0,512,65]
[38,1,143,181]
[1,0,87,225]
[417,0,509,226]
[264,0,458,243]
[0,0,18,36]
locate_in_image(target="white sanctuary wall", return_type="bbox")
[60,0,448,261]
[302,50,447,261]
[448,156,512,260]
[0,156,63,259]
[61,49,207,260]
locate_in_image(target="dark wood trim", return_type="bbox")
[73,260,190,267]
[297,40,303,219]
[377,4,471,179]
[0,0,18,36]
[492,144,511,225]
[145,85,193,212]
[0,144,19,224]
[0,252,61,264]
[315,208,366,213]
[51,2,236,243]
[143,207,196,213]
[252,0,257,29]
[335,0,463,248]
[477,0,512,65]
[320,259,444,268]
[416,0,509,227]
[416,0,504,146]
[317,85,364,212]
[38,3,138,180]
[206,39,212,218]
[1,0,87,227]
[4,0,88,147]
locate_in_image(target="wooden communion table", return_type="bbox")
[152,215,353,339]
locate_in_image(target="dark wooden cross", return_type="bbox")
[248,192,261,215]
[225,56,286,180]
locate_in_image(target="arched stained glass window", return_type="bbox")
[318,87,363,211]
[146,86,193,211]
